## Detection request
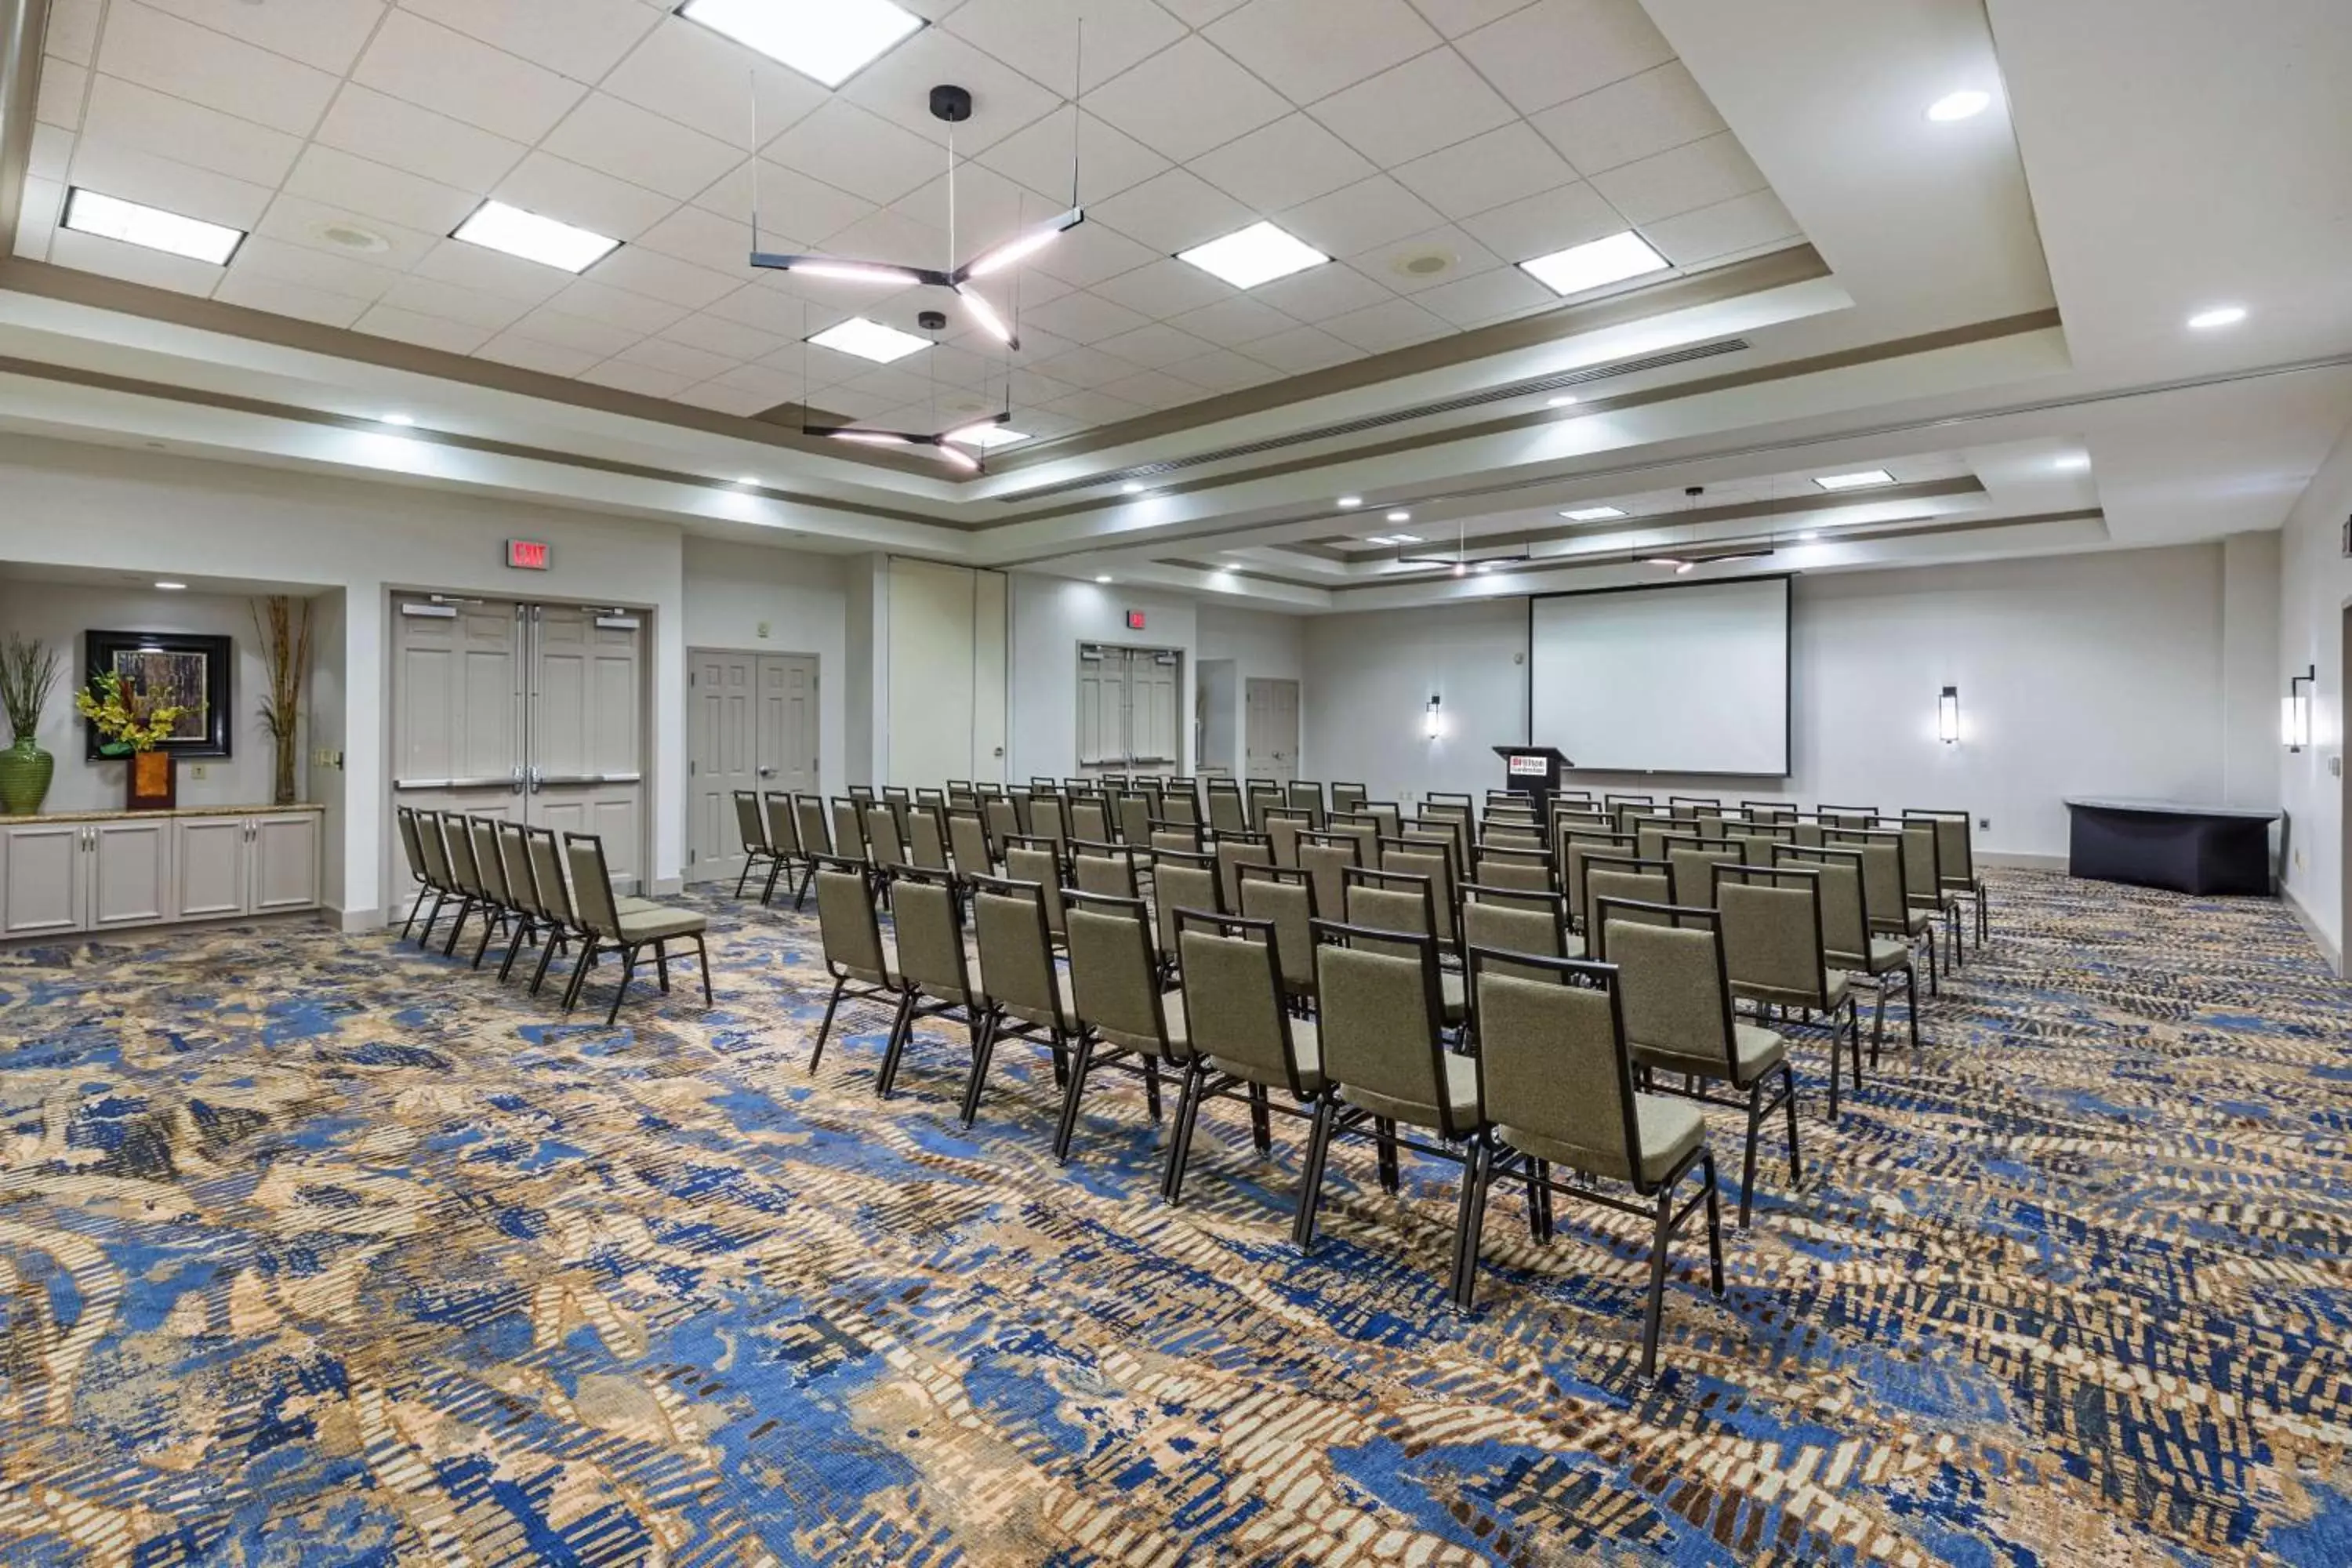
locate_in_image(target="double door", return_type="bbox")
[1077,644,1182,777]
[393,595,646,893]
[687,650,820,885]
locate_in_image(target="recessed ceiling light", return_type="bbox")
[735,474,761,485]
[1177,221,1329,289]
[1094,575,1113,584]
[2053,453,2091,472]
[1548,395,1578,408]
[674,0,924,89]
[1122,481,1145,495]
[1796,530,1820,542]
[1337,495,1363,509]
[1560,506,1626,522]
[1363,535,1396,546]
[452,200,619,273]
[379,412,416,426]
[808,317,932,364]
[1813,469,1896,491]
[2187,305,2247,330]
[1389,533,1423,544]
[1519,230,1669,297]
[63,188,243,264]
[1926,89,1992,122]
[1386,510,1412,524]
[946,423,1030,449]
[154,581,187,591]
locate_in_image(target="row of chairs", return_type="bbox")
[394,806,714,1025]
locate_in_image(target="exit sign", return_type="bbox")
[1127,610,1146,631]
[506,539,551,570]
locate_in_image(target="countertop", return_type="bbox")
[0,802,328,826]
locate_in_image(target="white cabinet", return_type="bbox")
[0,809,322,939]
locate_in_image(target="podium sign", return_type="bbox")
[1494,746,1573,812]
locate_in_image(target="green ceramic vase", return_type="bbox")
[0,734,53,815]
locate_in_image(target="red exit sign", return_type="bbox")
[506,539,551,571]
[1127,610,1146,631]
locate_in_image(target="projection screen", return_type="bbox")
[1527,578,1792,775]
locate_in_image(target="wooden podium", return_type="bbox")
[1494,746,1573,815]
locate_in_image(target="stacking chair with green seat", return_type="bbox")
[464,815,525,970]
[1029,794,1073,868]
[1907,808,1988,949]
[396,807,450,945]
[1246,785,1286,834]
[1457,948,1724,1374]
[1362,801,1403,840]
[807,852,903,1075]
[492,821,570,986]
[1598,898,1798,1226]
[1263,807,1312,870]
[1057,891,1179,1162]
[1298,920,1487,1303]
[1115,790,1154,848]
[1165,910,1325,1205]
[1413,808,1473,877]
[982,797,1024,862]
[519,826,595,997]
[1330,782,1367,815]
[1324,812,1383,876]
[1236,862,1319,1011]
[1071,840,1149,902]
[758,791,811,906]
[1742,800,1796,824]
[1459,884,1581,972]
[875,868,986,1100]
[1896,818,1965,971]
[1149,819,1204,856]
[905,801,953,877]
[435,811,499,960]
[1298,830,1362,930]
[1150,848,1221,984]
[1341,867,1465,1026]
[1214,830,1274,913]
[1068,795,1112,845]
[1605,793,1656,829]
[731,790,784,899]
[864,802,911,893]
[1635,820,1700,863]
[1207,779,1249,837]
[1726,822,1797,866]
[963,874,1080,1128]
[1828,826,1940,996]
[1817,804,1878,829]
[1472,844,1555,897]
[1377,838,1462,963]
[1667,840,1744,909]
[1285,779,1326,829]
[1558,826,1635,931]
[1713,862,1862,1120]
[1777,843,1917,1058]
[793,793,833,869]
[1002,837,1069,947]
[561,832,713,1025]
[946,807,995,885]
[1162,782,1202,833]
[1578,853,1671,946]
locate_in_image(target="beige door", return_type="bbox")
[688,651,819,885]
[1076,644,1184,777]
[393,596,526,832]
[528,605,644,890]
[760,655,820,798]
[1246,677,1301,786]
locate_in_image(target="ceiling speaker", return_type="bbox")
[1392,248,1455,279]
[310,219,391,255]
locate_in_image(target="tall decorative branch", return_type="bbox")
[252,595,314,807]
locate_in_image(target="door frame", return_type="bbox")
[684,645,823,884]
[1074,639,1187,776]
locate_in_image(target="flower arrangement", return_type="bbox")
[76,670,187,756]
[1,633,60,743]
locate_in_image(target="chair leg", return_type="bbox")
[1374,1116,1401,1195]
[874,988,919,1098]
[415,891,447,947]
[1869,981,1886,1066]
[1639,1181,1675,1380]
[442,897,474,957]
[1525,1154,1552,1243]
[810,978,848,1071]
[1449,1131,1494,1314]
[1700,1150,1725,1296]
[759,854,786,905]
[1161,1064,1204,1207]
[498,916,532,982]
[652,940,670,993]
[1906,966,1921,1052]
[399,884,428,940]
[1290,1093,1338,1254]
[561,936,600,1013]
[1923,931,1940,996]
[958,1012,1000,1128]
[1051,1033,1099,1165]
[470,907,501,969]
[793,862,816,910]
[1143,1056,1163,1124]
[1824,1002,1842,1123]
[529,931,567,996]
[1740,1079,1766,1228]
[1781,1061,1803,1190]
[1247,1084,1272,1155]
[604,946,640,1026]
[1847,999,1865,1092]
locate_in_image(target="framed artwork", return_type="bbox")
[83,630,233,759]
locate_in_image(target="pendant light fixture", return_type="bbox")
[1399,519,1531,576]
[803,309,1014,471]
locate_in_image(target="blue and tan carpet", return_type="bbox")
[0,869,2347,1566]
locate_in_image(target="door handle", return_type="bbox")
[758,767,776,777]
[510,765,525,795]
[528,766,543,793]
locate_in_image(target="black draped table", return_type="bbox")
[2063,798,2278,896]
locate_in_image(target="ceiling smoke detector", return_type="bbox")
[309,219,391,254]
[1391,247,1455,281]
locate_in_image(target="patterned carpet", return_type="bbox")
[0,869,2347,1566]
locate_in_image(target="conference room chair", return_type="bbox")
[1236,862,1319,1009]
[1598,899,1798,1228]
[1551,807,1612,837]
[915,786,948,812]
[905,802,953,877]
[964,874,1080,1129]
[1028,795,1073,869]
[1029,776,1060,797]
[1479,819,1547,853]
[1458,884,1580,973]
[1330,782,1368,815]
[1264,806,1312,870]
[1817,804,1878,830]
[1161,786,1203,833]
[1580,853,1672,945]
[1150,819,1205,855]
[1342,867,1465,1025]
[1895,818,1966,971]
[1215,830,1275,913]
[864,804,910,896]
[946,807,995,886]
[757,791,811,906]
[1728,823,1798,866]
[808,853,902,1076]
[1425,789,1475,818]
[1636,821,1702,862]
[1115,790,1155,849]
[1712,862,1862,1121]
[1472,844,1555,896]
[879,785,913,843]
[1069,795,1113,845]
[1058,891,1178,1162]
[1325,811,1384,873]
[1298,921,1487,1308]
[394,806,448,945]
[463,815,525,971]
[1457,948,1724,1369]
[791,793,834,869]
[561,832,713,1026]
[1005,788,1035,836]
[1003,837,1069,946]
[1667,842,1744,909]
[1151,848,1222,983]
[869,867,984,1102]
[1741,800,1796,824]
[1071,840,1149,902]
[947,780,977,808]
[489,820,563,985]
[1247,785,1286,833]
[1379,837,1463,960]
[1403,814,1471,883]
[1559,829,1637,933]
[436,811,502,961]
[1826,827,1940,996]
[1098,772,1130,793]
[1164,909,1323,1207]
[1776,844,1918,1056]
[1207,775,1246,834]
[1420,800,1475,861]
[1363,801,1404,840]
[1298,831,1363,928]
[982,796,1023,863]
[518,826,601,998]
[1907,808,1990,949]
[1285,779,1326,828]
[830,796,873,873]
[1606,793,1656,829]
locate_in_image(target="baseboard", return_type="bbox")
[1980,851,2067,871]
[2282,884,2344,975]
[652,876,685,898]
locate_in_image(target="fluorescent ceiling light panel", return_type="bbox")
[1388,533,1423,544]
[452,201,619,273]
[676,0,923,89]
[808,317,933,364]
[946,424,1029,448]
[1926,89,1992,122]
[1176,221,1330,289]
[1813,469,1896,491]
[1560,506,1626,521]
[63,188,243,263]
[2187,305,2247,330]
[1519,230,1668,297]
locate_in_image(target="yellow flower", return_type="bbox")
[75,672,188,756]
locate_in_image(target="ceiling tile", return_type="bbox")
[1310,48,1515,166]
[1457,179,1623,261]
[378,274,537,331]
[1162,345,1282,391]
[1029,344,1143,389]
[823,208,952,272]
[227,233,402,303]
[1088,168,1251,255]
[1093,321,1218,368]
[1025,289,1152,343]
[1189,114,1374,215]
[1246,260,1391,321]
[47,225,222,292]
[67,136,276,229]
[135,0,386,74]
[408,237,577,303]
[474,332,604,377]
[1041,387,1149,426]
[1411,262,1552,325]
[1454,0,1673,114]
[545,278,691,336]
[600,16,828,150]
[1244,323,1360,372]
[1026,218,1160,289]
[1640,190,1800,265]
[840,28,1064,156]
[506,305,641,357]
[495,151,678,241]
[588,246,746,311]
[1319,294,1450,350]
[690,361,809,407]
[1405,0,1537,37]
[943,0,1185,95]
[1589,132,1766,224]
[1392,122,1576,222]
[766,100,948,207]
[1205,0,1440,103]
[1277,174,1443,259]
[354,303,493,354]
[78,73,303,187]
[979,105,1167,205]
[706,281,834,339]
[670,377,793,417]
[891,162,1045,255]
[12,176,64,261]
[97,1,340,136]
[577,358,695,400]
[283,145,479,235]
[1167,294,1294,345]
[1098,367,1207,410]
[1081,36,1288,165]
[1530,60,1726,177]
[1156,0,1248,20]
[661,310,790,362]
[351,11,586,145]
[43,0,103,67]
[26,124,72,183]
[34,60,87,130]
[1092,257,1236,321]
[312,85,526,193]
[692,162,873,251]
[636,202,760,274]
[398,0,660,85]
[1352,223,1501,294]
[212,271,372,327]
[544,95,743,203]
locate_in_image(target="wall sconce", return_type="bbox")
[1425,694,1443,740]
[2284,665,2316,751]
[1937,685,1959,745]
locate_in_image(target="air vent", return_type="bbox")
[309,219,391,254]
[1002,337,1751,503]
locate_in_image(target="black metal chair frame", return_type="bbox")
[960,873,1078,1130]
[1711,862,1864,1121]
[1162,909,1320,1206]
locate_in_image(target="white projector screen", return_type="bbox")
[1528,579,1791,775]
